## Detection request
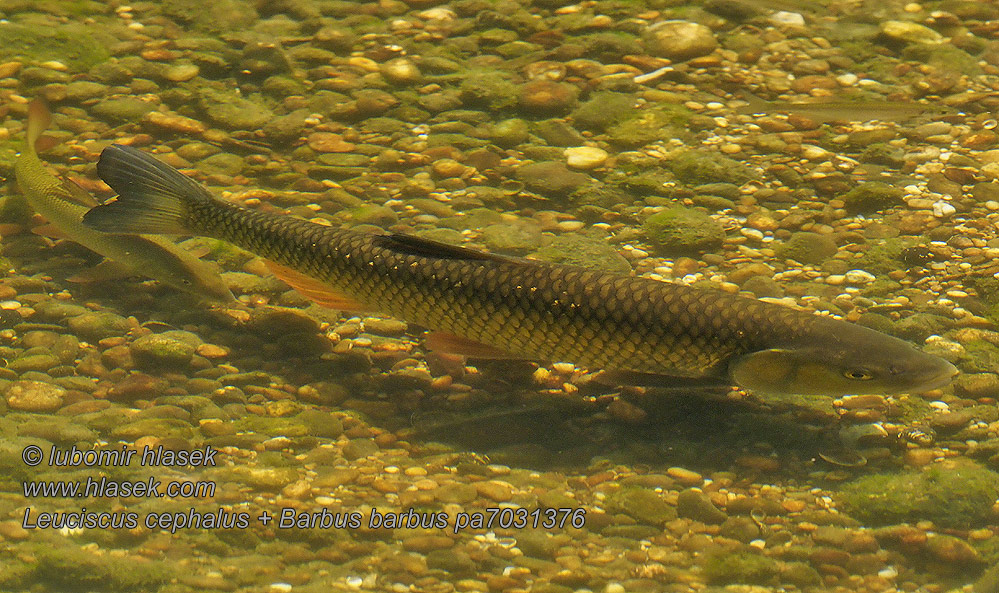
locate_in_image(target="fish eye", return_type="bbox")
[844,369,874,381]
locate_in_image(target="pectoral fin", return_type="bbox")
[594,369,729,389]
[728,349,801,394]
[264,260,374,312]
[67,260,135,283]
[31,223,69,239]
[424,331,524,359]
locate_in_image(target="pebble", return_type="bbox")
[844,269,876,284]
[667,467,702,485]
[5,380,65,412]
[564,146,609,170]
[163,63,200,82]
[643,21,718,61]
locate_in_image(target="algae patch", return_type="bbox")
[0,22,110,70]
[837,460,999,528]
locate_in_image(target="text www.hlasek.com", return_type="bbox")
[23,476,215,499]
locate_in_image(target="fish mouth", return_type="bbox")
[911,360,959,393]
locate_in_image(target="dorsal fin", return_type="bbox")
[375,233,526,264]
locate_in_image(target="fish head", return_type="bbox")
[729,320,958,396]
[132,241,237,304]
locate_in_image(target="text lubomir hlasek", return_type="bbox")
[45,445,217,467]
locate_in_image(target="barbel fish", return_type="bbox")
[14,101,235,304]
[83,144,958,396]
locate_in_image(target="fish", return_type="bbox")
[14,101,236,304]
[82,144,959,396]
[735,90,952,123]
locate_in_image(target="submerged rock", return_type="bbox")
[775,232,838,264]
[4,380,65,413]
[642,207,725,256]
[643,21,718,61]
[837,459,999,528]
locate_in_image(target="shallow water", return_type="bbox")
[2,0,999,592]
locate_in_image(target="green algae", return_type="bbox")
[702,550,779,585]
[530,233,632,274]
[774,232,838,264]
[607,104,692,148]
[643,207,725,256]
[838,460,999,528]
[27,543,171,591]
[841,182,905,214]
[0,21,110,70]
[666,149,755,186]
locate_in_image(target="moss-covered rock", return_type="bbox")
[607,105,692,148]
[530,233,631,274]
[702,550,779,585]
[459,70,519,111]
[31,544,170,591]
[159,0,259,33]
[604,487,677,525]
[0,22,110,70]
[516,161,594,197]
[572,91,638,131]
[774,232,838,264]
[837,460,999,528]
[667,149,755,185]
[643,207,725,256]
[841,182,905,214]
[129,334,196,368]
[67,312,132,342]
[196,86,274,131]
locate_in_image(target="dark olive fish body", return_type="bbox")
[84,145,957,396]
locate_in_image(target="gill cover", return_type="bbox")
[728,348,880,396]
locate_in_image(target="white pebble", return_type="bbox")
[740,228,764,241]
[801,144,830,160]
[928,400,949,411]
[836,73,859,86]
[844,269,876,284]
[269,584,293,593]
[564,146,609,170]
[749,539,766,549]
[932,200,956,217]
[878,566,899,579]
[769,11,805,26]
[826,274,845,285]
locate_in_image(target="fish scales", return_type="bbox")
[84,144,959,395]
[183,197,812,377]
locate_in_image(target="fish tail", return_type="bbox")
[735,89,772,115]
[83,144,212,235]
[25,99,52,154]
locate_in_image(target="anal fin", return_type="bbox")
[265,260,373,312]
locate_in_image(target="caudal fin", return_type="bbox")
[82,144,210,235]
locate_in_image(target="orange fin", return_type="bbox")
[265,260,373,312]
[424,331,523,359]
[31,223,70,239]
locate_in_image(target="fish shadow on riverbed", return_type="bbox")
[403,382,840,473]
